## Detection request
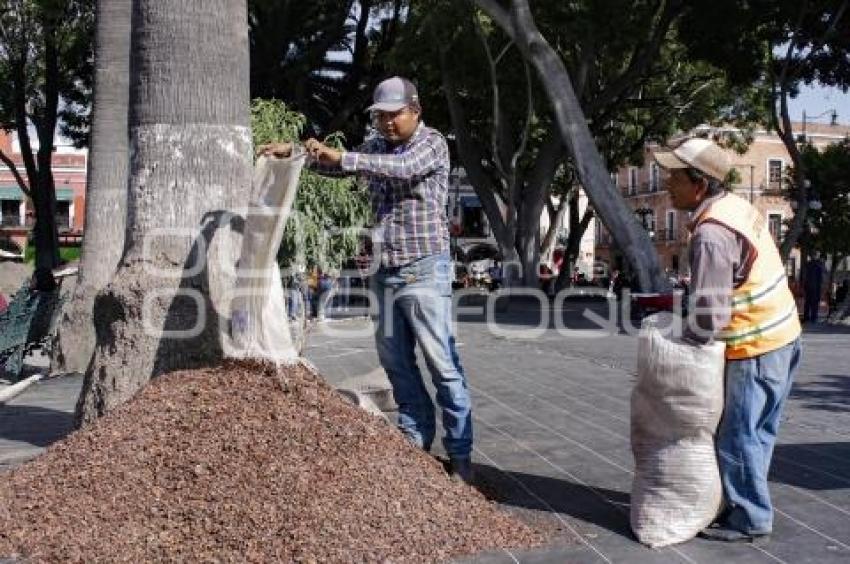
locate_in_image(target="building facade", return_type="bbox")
[0,132,87,255]
[596,122,850,283]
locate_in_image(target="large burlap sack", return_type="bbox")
[229,152,306,363]
[630,313,726,548]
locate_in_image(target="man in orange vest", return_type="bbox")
[655,138,803,542]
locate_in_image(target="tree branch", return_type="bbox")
[774,1,814,259]
[586,0,682,118]
[436,30,511,245]
[11,45,38,190]
[0,148,31,197]
[472,13,510,187]
[510,59,534,174]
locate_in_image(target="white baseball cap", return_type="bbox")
[654,138,732,182]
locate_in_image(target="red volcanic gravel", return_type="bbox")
[0,361,552,563]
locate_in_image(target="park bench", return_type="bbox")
[0,281,65,384]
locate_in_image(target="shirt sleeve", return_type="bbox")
[306,139,376,178]
[685,223,736,344]
[339,134,447,181]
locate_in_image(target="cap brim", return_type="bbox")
[366,101,407,112]
[654,151,689,170]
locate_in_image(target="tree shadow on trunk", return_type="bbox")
[151,210,244,377]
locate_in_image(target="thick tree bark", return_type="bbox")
[474,0,669,292]
[516,132,564,287]
[76,0,254,424]
[53,0,132,375]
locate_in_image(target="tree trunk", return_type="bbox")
[76,0,253,424]
[540,199,567,266]
[774,86,809,262]
[31,178,60,271]
[517,198,543,288]
[516,133,564,288]
[53,0,132,376]
[475,0,669,292]
[555,191,593,290]
[9,15,61,272]
[34,14,63,271]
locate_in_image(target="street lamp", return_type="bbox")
[801,108,838,142]
[734,164,756,203]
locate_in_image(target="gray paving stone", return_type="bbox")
[1,302,848,563]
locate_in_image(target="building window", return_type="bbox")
[650,163,660,192]
[1,200,20,226]
[767,159,784,190]
[55,201,71,230]
[768,213,783,243]
[666,210,676,241]
[628,167,638,195]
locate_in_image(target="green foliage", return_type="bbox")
[801,140,850,258]
[251,99,306,147]
[24,245,81,264]
[0,0,95,147]
[678,0,850,129]
[250,98,372,272]
[248,0,407,143]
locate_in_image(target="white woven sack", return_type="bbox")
[630,313,726,548]
[229,152,306,363]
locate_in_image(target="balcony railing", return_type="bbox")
[622,181,663,197]
[654,229,678,242]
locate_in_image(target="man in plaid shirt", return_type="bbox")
[258,77,474,483]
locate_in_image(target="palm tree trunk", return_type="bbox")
[53,0,131,375]
[76,0,253,424]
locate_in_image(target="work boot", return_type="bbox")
[449,457,474,485]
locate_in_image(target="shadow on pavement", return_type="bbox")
[790,374,850,413]
[801,323,850,335]
[0,405,74,448]
[771,442,850,490]
[473,462,636,541]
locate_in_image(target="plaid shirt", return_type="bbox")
[311,123,451,267]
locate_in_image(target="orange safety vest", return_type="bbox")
[694,193,801,360]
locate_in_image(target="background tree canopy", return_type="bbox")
[248,0,405,144]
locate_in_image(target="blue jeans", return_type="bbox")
[373,253,473,458]
[717,337,802,534]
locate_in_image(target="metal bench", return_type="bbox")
[0,283,65,383]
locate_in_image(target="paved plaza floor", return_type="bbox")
[2,298,849,563]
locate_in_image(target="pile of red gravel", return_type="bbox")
[0,361,549,562]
